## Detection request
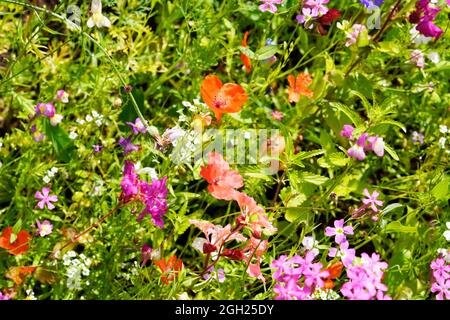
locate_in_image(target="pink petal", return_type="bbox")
[334,219,344,229]
[343,226,353,235]
[47,202,55,210]
[325,227,335,237]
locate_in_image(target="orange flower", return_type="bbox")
[0,227,31,256]
[154,256,183,285]
[6,266,37,285]
[200,75,248,122]
[322,261,343,289]
[240,31,251,74]
[200,151,243,200]
[287,72,313,103]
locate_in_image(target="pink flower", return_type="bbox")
[50,114,64,126]
[141,243,152,266]
[126,118,147,135]
[348,133,368,160]
[328,241,356,267]
[431,258,450,282]
[410,49,425,69]
[325,219,353,244]
[431,278,450,300]
[56,90,69,103]
[345,24,367,47]
[362,189,383,212]
[366,136,384,157]
[35,187,58,210]
[36,219,53,237]
[258,0,283,14]
[303,0,329,17]
[271,110,283,121]
[35,102,55,118]
[340,124,354,140]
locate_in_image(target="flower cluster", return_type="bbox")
[337,20,369,47]
[409,0,445,38]
[341,125,385,161]
[190,151,277,281]
[270,251,330,300]
[62,251,92,290]
[258,0,283,14]
[350,189,384,221]
[120,160,168,228]
[296,0,341,34]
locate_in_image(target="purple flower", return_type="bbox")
[258,0,283,14]
[126,118,147,135]
[119,136,139,155]
[0,292,11,300]
[31,124,45,142]
[325,219,353,244]
[35,102,55,118]
[93,144,103,152]
[120,160,140,199]
[340,124,354,140]
[328,241,356,268]
[141,243,153,266]
[347,133,368,161]
[412,131,424,144]
[35,187,58,210]
[431,258,450,282]
[56,90,69,103]
[360,0,383,8]
[362,189,383,212]
[411,0,443,38]
[137,177,169,228]
[36,219,53,237]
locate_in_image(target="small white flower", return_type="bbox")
[69,131,78,139]
[95,119,103,127]
[43,176,51,184]
[244,131,251,140]
[438,137,446,149]
[302,236,319,256]
[428,52,440,64]
[85,115,93,122]
[439,125,448,134]
[91,110,99,118]
[135,161,158,181]
[76,118,86,125]
[87,0,111,28]
[444,222,450,241]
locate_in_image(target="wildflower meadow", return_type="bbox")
[0,0,449,301]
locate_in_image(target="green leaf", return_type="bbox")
[373,120,406,133]
[255,45,278,60]
[318,152,349,168]
[350,90,372,114]
[382,203,403,215]
[291,149,325,166]
[329,102,362,126]
[384,143,399,161]
[431,175,449,201]
[238,46,256,59]
[44,119,76,163]
[385,221,417,234]
[285,207,310,223]
[299,172,329,185]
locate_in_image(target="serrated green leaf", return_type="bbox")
[299,172,329,185]
[329,102,362,126]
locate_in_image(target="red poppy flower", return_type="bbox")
[287,73,313,103]
[154,256,183,285]
[0,227,31,256]
[240,31,251,74]
[200,151,243,200]
[200,75,248,122]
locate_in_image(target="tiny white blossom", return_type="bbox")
[428,52,440,64]
[85,115,93,122]
[69,131,78,139]
[439,125,448,134]
[87,0,111,28]
[438,137,446,149]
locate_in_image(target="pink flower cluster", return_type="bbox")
[430,256,450,300]
[120,160,168,228]
[340,124,385,161]
[258,0,283,14]
[341,253,390,300]
[409,0,444,38]
[270,251,329,300]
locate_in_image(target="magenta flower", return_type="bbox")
[431,258,450,282]
[36,219,53,237]
[328,241,356,267]
[126,118,147,135]
[120,160,140,199]
[35,102,56,118]
[137,177,168,228]
[119,136,139,155]
[258,0,283,14]
[431,278,450,300]
[92,144,103,153]
[362,189,383,212]
[340,124,354,140]
[0,292,11,300]
[141,243,153,266]
[35,187,58,210]
[325,219,353,244]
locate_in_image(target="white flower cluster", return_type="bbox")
[76,110,105,127]
[177,99,209,123]
[438,125,449,153]
[43,166,58,184]
[310,288,340,300]
[92,179,105,196]
[117,261,140,281]
[62,251,92,290]
[166,128,202,165]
